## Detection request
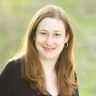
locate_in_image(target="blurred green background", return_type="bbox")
[0,0,96,96]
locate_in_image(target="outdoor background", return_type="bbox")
[0,0,96,96]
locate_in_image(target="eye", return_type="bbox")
[54,33,61,37]
[40,32,47,35]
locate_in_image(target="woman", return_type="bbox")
[0,5,79,96]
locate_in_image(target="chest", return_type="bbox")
[45,72,58,96]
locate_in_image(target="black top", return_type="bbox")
[0,58,79,96]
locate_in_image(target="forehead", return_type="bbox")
[37,17,65,32]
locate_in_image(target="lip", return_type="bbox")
[42,46,56,52]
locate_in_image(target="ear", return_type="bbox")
[65,33,69,43]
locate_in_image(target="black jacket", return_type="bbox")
[0,58,79,96]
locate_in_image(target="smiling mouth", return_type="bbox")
[42,46,56,52]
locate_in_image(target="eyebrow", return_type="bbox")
[39,29,62,32]
[39,29,47,32]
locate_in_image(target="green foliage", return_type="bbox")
[0,0,96,95]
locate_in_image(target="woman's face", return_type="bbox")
[35,17,69,61]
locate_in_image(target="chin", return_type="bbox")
[43,54,58,60]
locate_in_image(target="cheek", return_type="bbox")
[55,38,65,51]
[55,37,65,45]
[36,36,46,44]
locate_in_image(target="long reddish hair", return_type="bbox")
[21,5,78,96]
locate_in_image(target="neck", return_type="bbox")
[40,58,57,72]
[40,58,58,96]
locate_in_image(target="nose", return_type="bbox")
[45,35,54,46]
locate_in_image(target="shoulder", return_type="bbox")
[0,57,23,81]
[0,57,24,89]
[0,56,25,95]
[2,58,21,71]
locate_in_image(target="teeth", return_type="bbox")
[43,46,55,52]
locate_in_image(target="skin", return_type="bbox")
[35,17,69,63]
[35,17,69,96]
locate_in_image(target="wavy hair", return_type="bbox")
[21,5,78,96]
